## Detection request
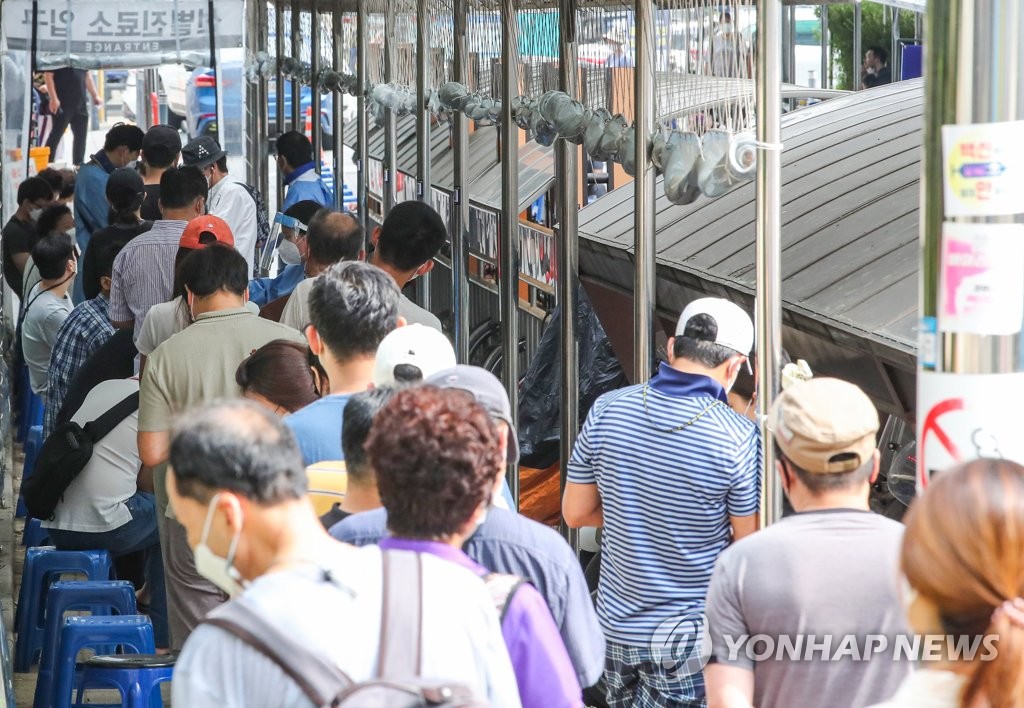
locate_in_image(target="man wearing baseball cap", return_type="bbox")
[182,136,260,276]
[140,125,182,222]
[563,296,761,707]
[705,378,909,708]
[333,364,606,692]
[372,323,456,386]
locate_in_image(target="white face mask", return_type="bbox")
[64,227,76,240]
[193,493,247,597]
[28,208,43,222]
[277,237,303,266]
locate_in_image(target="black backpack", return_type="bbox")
[242,183,271,276]
[22,391,140,520]
[203,549,490,707]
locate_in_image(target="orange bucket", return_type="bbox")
[29,146,50,174]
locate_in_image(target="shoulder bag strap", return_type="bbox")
[82,391,140,442]
[204,599,354,707]
[377,549,423,678]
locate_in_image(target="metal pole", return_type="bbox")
[853,1,862,91]
[500,0,520,507]
[917,0,1024,489]
[291,2,302,131]
[245,0,262,190]
[416,0,433,310]
[780,5,792,85]
[383,0,398,213]
[756,0,783,526]
[820,5,829,90]
[333,8,344,209]
[275,0,286,210]
[310,1,323,167]
[451,0,471,363]
[891,8,900,82]
[633,0,655,383]
[558,0,581,547]
[356,0,370,232]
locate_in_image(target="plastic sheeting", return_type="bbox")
[518,286,628,467]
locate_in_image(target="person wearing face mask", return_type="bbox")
[275,131,333,210]
[364,386,581,708]
[334,365,605,691]
[135,214,254,373]
[704,378,909,708]
[137,244,304,650]
[166,399,520,707]
[3,177,57,299]
[21,232,77,397]
[108,165,208,340]
[73,123,145,265]
[19,203,74,305]
[80,168,153,302]
[563,297,760,708]
[138,125,183,222]
[182,136,260,277]
[247,200,321,309]
[280,200,444,332]
[43,242,122,438]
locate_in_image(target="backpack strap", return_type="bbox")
[204,598,354,707]
[377,550,423,678]
[82,391,139,443]
[482,572,528,623]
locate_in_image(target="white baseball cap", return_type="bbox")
[675,297,754,356]
[373,324,457,387]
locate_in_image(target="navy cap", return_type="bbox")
[181,135,227,169]
[141,124,182,166]
[105,167,145,208]
[425,365,520,464]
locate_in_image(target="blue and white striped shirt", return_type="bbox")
[568,363,761,646]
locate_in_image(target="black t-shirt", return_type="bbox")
[2,216,36,297]
[81,220,153,300]
[51,68,87,111]
[140,185,162,222]
[863,66,892,88]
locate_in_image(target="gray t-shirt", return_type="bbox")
[705,509,910,708]
[22,284,73,394]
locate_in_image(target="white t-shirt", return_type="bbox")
[137,296,261,356]
[22,284,73,394]
[210,175,258,277]
[280,277,442,333]
[42,378,140,532]
[173,543,521,708]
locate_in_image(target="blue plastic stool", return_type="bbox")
[14,548,113,672]
[34,581,138,708]
[23,517,50,547]
[17,424,44,518]
[18,389,42,444]
[14,364,30,443]
[75,654,174,708]
[53,616,155,708]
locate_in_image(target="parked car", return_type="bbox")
[122,65,190,129]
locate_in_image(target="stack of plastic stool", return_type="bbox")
[75,654,175,708]
[14,548,112,672]
[34,580,138,708]
[53,616,155,708]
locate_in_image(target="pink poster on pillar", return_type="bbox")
[938,222,1024,336]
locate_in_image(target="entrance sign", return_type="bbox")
[2,0,244,70]
[917,371,1024,493]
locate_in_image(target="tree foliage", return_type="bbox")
[825,2,918,90]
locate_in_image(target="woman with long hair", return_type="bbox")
[871,458,1024,707]
[235,339,324,415]
[80,167,152,300]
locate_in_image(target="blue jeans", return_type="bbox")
[47,492,169,648]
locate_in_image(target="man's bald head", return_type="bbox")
[306,208,364,272]
[168,400,307,504]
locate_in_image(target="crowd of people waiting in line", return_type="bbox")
[1,120,1020,708]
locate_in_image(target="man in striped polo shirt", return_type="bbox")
[564,297,761,707]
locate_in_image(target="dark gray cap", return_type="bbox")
[425,365,519,464]
[181,135,226,169]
